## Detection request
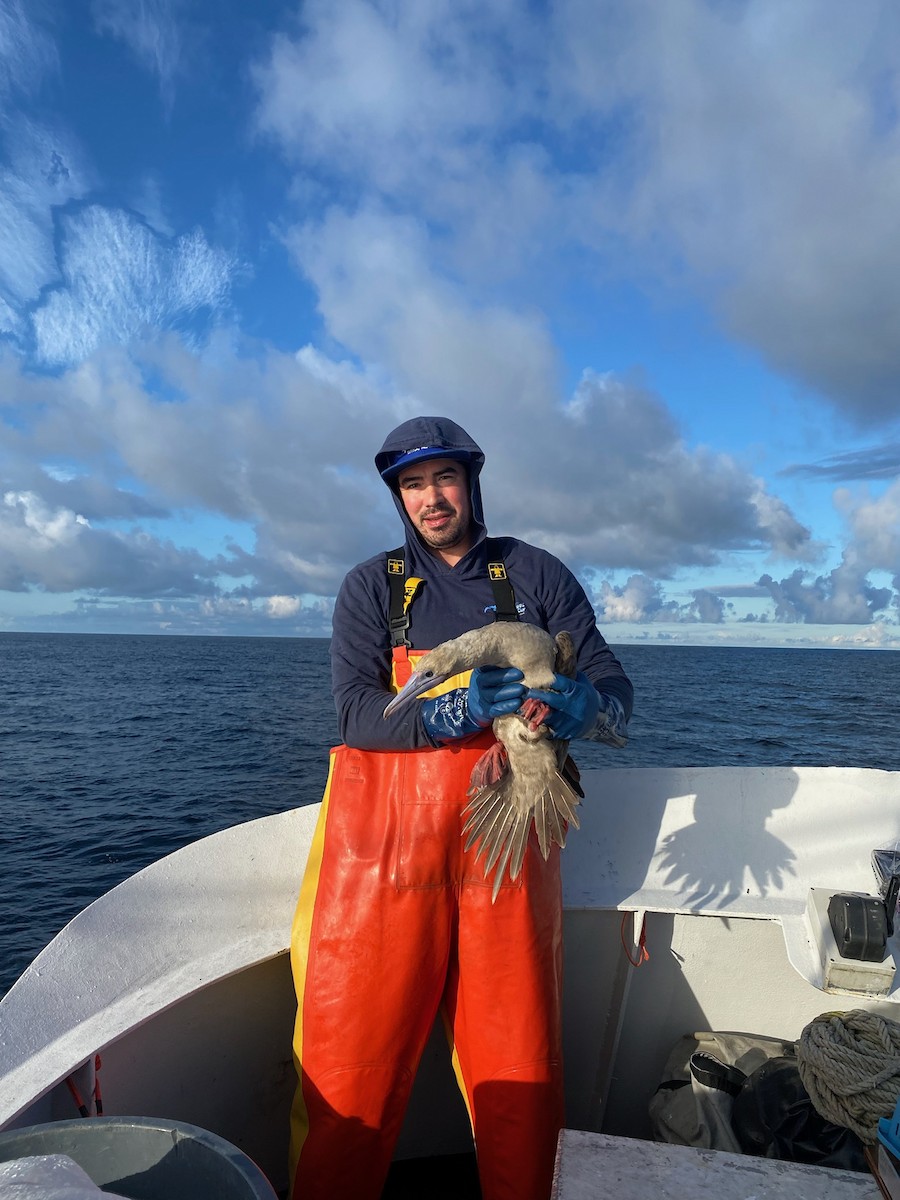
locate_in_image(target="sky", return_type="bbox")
[2,0,900,648]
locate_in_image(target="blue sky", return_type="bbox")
[2,0,900,647]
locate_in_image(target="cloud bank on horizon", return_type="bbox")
[2,0,900,646]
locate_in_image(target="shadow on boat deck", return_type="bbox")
[275,1152,482,1198]
[382,1152,482,1198]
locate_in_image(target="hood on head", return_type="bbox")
[376,415,486,551]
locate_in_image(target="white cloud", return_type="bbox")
[593,574,727,624]
[2,325,896,631]
[751,487,821,562]
[265,594,301,618]
[0,119,237,369]
[0,292,20,337]
[595,0,900,423]
[757,565,892,625]
[691,590,726,624]
[0,0,57,100]
[289,203,560,414]
[835,482,900,572]
[4,489,89,538]
[596,574,674,623]
[297,215,820,574]
[0,325,812,611]
[255,0,528,189]
[255,2,573,300]
[92,0,183,110]
[0,12,232,372]
[3,593,335,637]
[288,204,816,576]
[31,206,240,365]
[130,173,174,237]
[696,481,900,626]
[0,337,401,598]
[255,0,900,425]
[0,118,92,314]
[750,483,900,624]
[502,370,811,573]
[0,489,217,596]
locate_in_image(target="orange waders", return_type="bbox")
[289,733,565,1200]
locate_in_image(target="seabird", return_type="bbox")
[383,623,583,900]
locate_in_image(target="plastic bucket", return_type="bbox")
[0,1115,278,1199]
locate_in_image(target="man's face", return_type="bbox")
[397,458,473,559]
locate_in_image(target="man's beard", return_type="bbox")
[418,507,469,550]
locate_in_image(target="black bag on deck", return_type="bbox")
[649,1031,866,1172]
[732,1056,866,1172]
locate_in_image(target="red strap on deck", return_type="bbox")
[620,912,650,967]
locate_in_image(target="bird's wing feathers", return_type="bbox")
[553,630,577,679]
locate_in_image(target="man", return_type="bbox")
[290,416,633,1200]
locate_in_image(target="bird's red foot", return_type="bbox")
[519,697,551,732]
[468,742,509,791]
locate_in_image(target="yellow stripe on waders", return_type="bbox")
[288,750,338,1184]
[444,1017,476,1130]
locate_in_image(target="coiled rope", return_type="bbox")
[798,1009,900,1143]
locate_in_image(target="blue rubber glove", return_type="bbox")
[467,666,526,725]
[525,671,601,741]
[421,666,525,743]
[527,674,629,745]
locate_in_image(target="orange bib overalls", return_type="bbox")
[289,648,565,1200]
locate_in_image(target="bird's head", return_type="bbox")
[382,644,462,718]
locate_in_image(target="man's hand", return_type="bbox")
[467,666,526,726]
[420,665,525,743]
[524,672,601,740]
[526,674,629,745]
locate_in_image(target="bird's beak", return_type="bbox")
[383,668,449,718]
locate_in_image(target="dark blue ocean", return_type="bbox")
[1,633,897,998]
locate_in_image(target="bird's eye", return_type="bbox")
[423,670,434,678]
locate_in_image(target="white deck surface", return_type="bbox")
[552,1131,880,1199]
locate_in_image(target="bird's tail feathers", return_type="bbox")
[462,771,582,902]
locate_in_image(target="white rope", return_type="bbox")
[797,1009,900,1144]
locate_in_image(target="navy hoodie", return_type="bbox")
[331,416,633,750]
